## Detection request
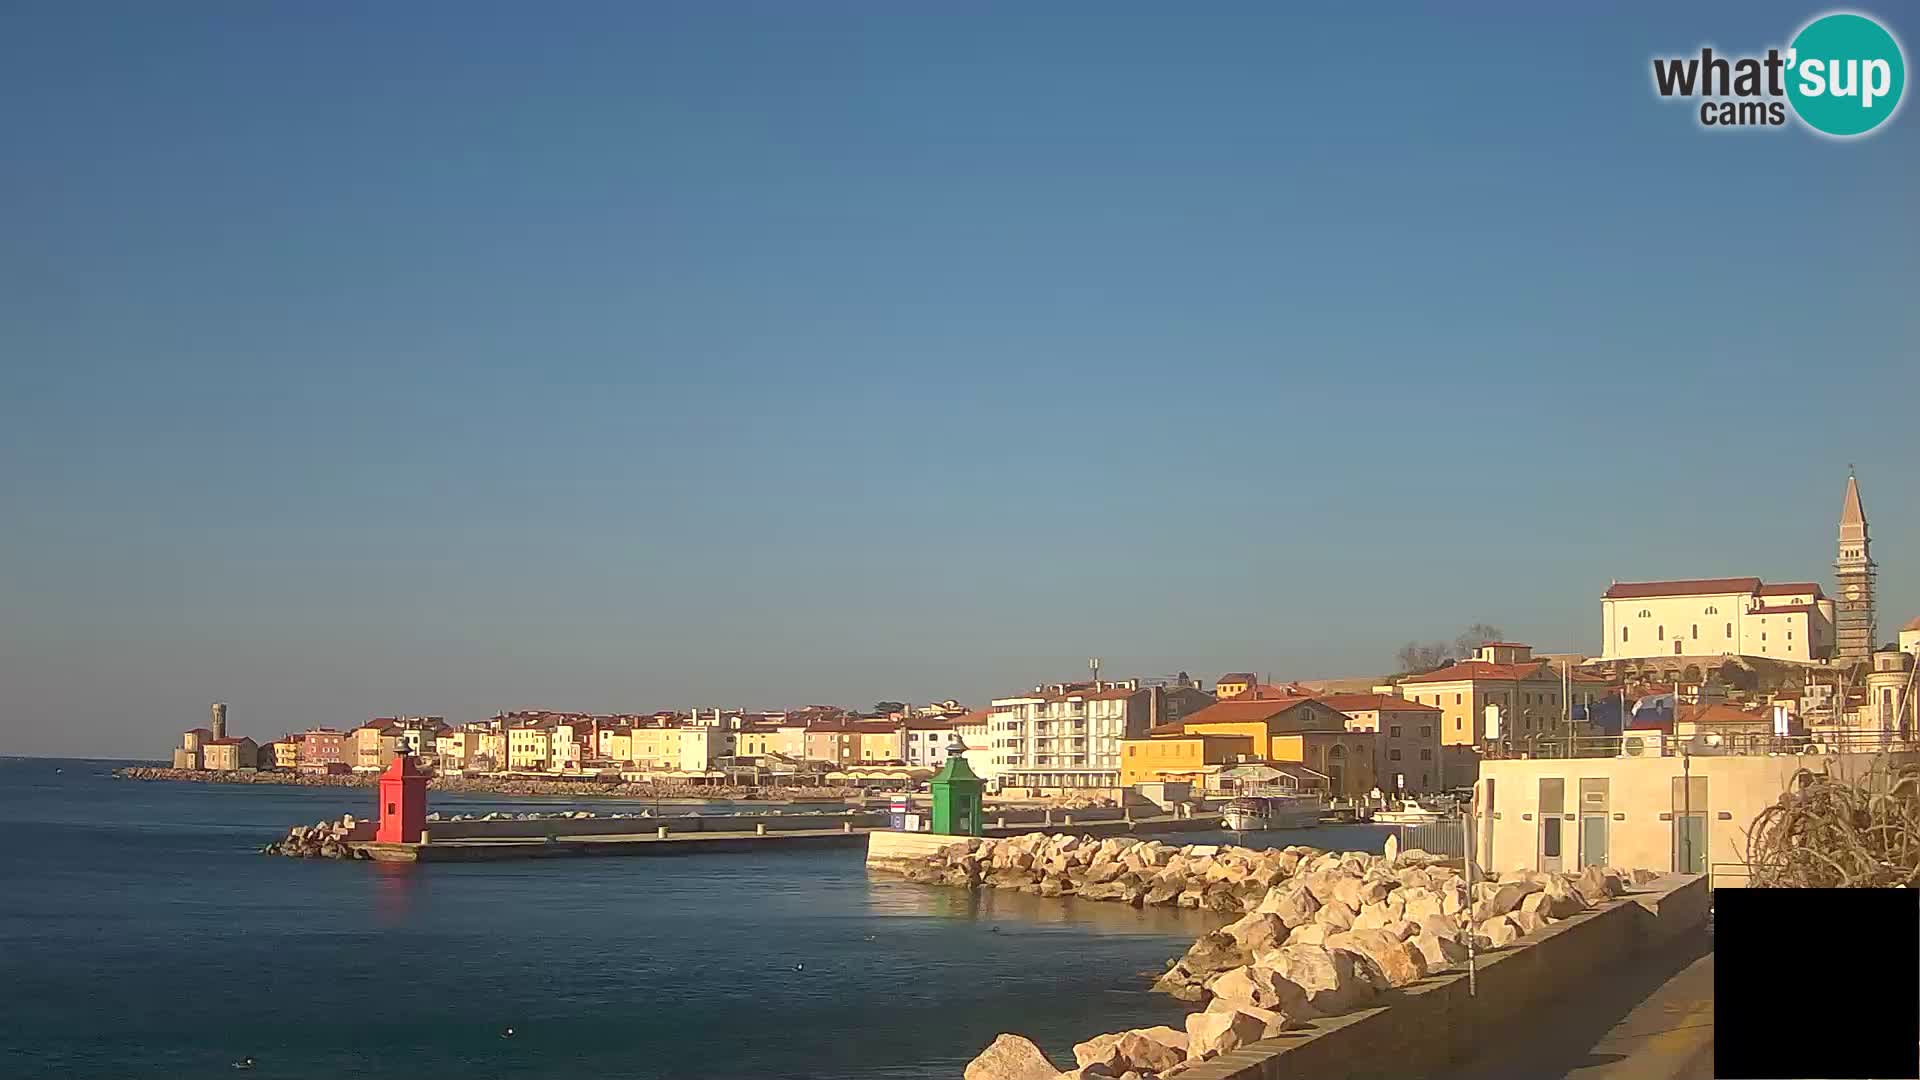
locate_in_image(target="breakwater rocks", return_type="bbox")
[263,816,371,860]
[872,833,1662,1080]
[114,766,869,802]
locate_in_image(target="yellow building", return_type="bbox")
[1161,694,1376,797]
[1119,733,1255,787]
[435,728,483,770]
[1396,643,1593,748]
[627,727,724,773]
[351,723,402,772]
[269,739,301,770]
[1213,673,1257,700]
[508,726,552,771]
[738,724,809,759]
[201,737,257,771]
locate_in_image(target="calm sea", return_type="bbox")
[0,757,1392,1080]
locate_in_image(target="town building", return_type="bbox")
[1599,578,1836,664]
[265,739,300,770]
[899,718,959,768]
[1395,643,1594,749]
[989,680,1189,794]
[172,727,212,770]
[1118,732,1256,789]
[435,727,483,771]
[296,729,347,772]
[1902,616,1920,657]
[350,720,403,772]
[1318,692,1444,794]
[201,736,258,771]
[950,709,1001,787]
[1213,673,1258,700]
[1149,693,1375,797]
[1863,648,1918,744]
[737,723,809,760]
[626,726,726,773]
[1475,745,1918,884]
[507,723,552,771]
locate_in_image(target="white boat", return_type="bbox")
[1223,794,1327,831]
[1372,797,1461,825]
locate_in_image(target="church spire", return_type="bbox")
[1834,468,1876,664]
[1839,468,1868,540]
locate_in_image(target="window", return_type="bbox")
[1705,606,1718,615]
[1726,623,1733,637]
[1389,749,1402,761]
[1638,609,1651,618]
[1787,631,1793,640]
[1761,632,1767,641]
[1420,749,1432,761]
[1456,718,1464,730]
[1657,625,1664,641]
[1420,725,1432,737]
[1389,725,1403,738]
[1691,624,1698,639]
[1623,628,1630,642]
[1455,694,1462,705]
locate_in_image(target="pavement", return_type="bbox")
[1427,922,1715,1080]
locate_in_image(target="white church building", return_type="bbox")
[1600,577,1837,663]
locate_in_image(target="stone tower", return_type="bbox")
[210,702,228,741]
[1834,470,1876,665]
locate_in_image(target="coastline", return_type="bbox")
[112,765,871,803]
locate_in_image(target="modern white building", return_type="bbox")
[1599,578,1836,663]
[988,681,1153,793]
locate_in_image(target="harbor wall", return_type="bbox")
[1176,873,1709,1080]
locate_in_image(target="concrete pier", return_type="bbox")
[350,811,1224,864]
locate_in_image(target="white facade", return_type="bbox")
[1600,579,1835,663]
[990,681,1146,791]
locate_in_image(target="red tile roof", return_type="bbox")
[1317,692,1441,714]
[1603,577,1762,599]
[1156,696,1330,735]
[1757,583,1823,597]
[1216,673,1258,683]
[1399,660,1558,684]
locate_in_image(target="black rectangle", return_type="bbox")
[1716,889,1919,1079]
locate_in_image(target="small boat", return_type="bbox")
[1372,797,1461,825]
[1223,794,1326,831]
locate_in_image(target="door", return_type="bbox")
[1537,777,1565,872]
[1579,778,1609,869]
[1671,775,1709,874]
[1672,815,1707,873]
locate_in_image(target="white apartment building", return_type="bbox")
[989,681,1151,792]
[1600,578,1836,663]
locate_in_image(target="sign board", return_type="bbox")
[890,794,909,830]
[903,813,922,833]
[1772,705,1791,737]
[1484,704,1503,741]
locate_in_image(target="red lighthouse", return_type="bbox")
[374,754,428,844]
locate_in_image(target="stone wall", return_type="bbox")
[1176,874,1706,1080]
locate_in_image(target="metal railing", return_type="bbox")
[1482,730,1917,761]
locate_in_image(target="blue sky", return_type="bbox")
[2,2,1915,755]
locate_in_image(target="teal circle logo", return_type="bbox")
[1786,12,1906,136]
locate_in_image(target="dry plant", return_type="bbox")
[1743,758,1920,888]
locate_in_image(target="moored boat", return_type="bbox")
[1223,794,1327,831]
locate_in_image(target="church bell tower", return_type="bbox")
[1834,469,1876,665]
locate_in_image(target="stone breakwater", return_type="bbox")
[262,815,372,860]
[114,766,869,802]
[869,832,1660,1080]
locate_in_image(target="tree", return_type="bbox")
[873,701,908,716]
[1453,623,1505,660]
[1395,641,1450,675]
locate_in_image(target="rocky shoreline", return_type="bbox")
[872,832,1656,1079]
[115,766,870,802]
[261,815,371,859]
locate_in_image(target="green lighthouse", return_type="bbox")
[928,737,984,837]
